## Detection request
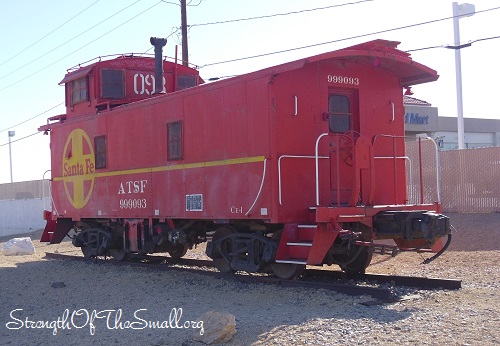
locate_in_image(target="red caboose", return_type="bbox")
[40,39,450,278]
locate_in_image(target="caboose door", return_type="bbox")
[327,88,360,206]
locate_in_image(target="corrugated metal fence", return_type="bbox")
[406,143,500,213]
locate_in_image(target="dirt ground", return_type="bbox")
[0,213,499,346]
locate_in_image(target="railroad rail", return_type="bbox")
[44,252,461,302]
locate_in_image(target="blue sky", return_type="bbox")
[0,0,498,183]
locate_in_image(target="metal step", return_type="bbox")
[275,259,307,265]
[296,224,316,242]
[337,214,367,222]
[287,242,312,247]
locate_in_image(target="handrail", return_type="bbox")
[315,133,330,206]
[390,101,395,122]
[42,170,51,211]
[245,159,267,215]
[278,155,328,205]
[372,134,441,205]
[423,136,441,203]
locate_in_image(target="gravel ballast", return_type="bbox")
[1,213,499,345]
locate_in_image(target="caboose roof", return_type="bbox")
[58,55,202,85]
[59,65,93,85]
[249,39,438,87]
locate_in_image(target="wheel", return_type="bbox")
[109,248,130,261]
[270,263,305,280]
[81,245,93,258]
[77,228,111,259]
[168,244,189,259]
[211,226,236,273]
[333,243,373,275]
[80,230,98,258]
[340,247,372,274]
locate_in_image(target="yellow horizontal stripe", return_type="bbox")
[53,155,265,182]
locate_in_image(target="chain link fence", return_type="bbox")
[406,142,500,213]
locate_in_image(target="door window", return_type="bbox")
[328,94,351,133]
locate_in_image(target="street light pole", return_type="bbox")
[8,131,15,183]
[452,2,475,149]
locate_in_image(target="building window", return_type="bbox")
[69,77,89,105]
[101,69,125,99]
[167,122,183,160]
[95,136,106,169]
[328,94,352,133]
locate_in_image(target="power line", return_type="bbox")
[405,35,500,52]
[0,0,142,81]
[473,35,500,44]
[0,132,41,148]
[200,6,500,68]
[160,0,204,6]
[140,0,206,55]
[404,44,445,53]
[0,1,163,94]
[142,0,373,56]
[0,0,101,69]
[0,102,65,134]
[187,0,204,6]
[139,26,181,55]
[189,0,373,28]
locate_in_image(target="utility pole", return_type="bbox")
[181,0,189,66]
[8,131,15,183]
[452,2,475,149]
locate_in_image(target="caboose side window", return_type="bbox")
[328,94,351,133]
[101,69,125,99]
[94,136,107,169]
[167,122,183,160]
[177,75,197,90]
[69,77,89,105]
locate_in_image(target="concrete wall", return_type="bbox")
[0,180,50,200]
[0,198,51,237]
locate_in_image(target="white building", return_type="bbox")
[404,96,500,150]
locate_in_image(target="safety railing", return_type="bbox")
[372,134,440,205]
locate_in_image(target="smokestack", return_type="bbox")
[150,37,167,94]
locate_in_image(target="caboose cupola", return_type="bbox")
[57,44,203,119]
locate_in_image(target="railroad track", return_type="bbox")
[44,252,461,302]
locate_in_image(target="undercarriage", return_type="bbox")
[44,207,452,281]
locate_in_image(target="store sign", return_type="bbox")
[405,113,429,125]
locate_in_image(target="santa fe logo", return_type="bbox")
[61,129,96,209]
